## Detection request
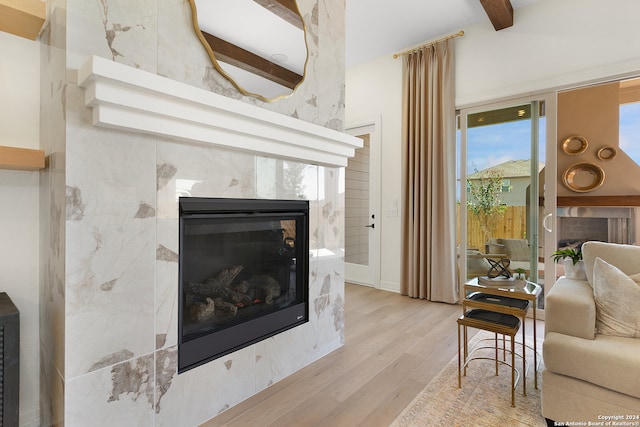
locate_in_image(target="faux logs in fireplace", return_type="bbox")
[178,197,309,372]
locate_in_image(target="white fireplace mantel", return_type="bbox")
[77,56,362,167]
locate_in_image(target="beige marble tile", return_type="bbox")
[66,0,158,72]
[65,355,155,426]
[64,130,157,378]
[155,346,255,426]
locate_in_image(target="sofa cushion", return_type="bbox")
[541,369,640,425]
[593,257,640,338]
[544,331,640,399]
[542,370,640,422]
[545,277,596,340]
[583,241,640,286]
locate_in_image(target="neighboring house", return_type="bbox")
[467,160,545,206]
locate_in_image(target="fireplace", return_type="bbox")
[63,57,357,425]
[178,197,309,372]
[557,206,640,249]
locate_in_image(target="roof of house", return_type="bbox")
[468,160,545,179]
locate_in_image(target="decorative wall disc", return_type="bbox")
[562,162,605,193]
[561,135,589,155]
[596,146,617,161]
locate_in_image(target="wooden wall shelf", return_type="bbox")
[0,146,45,171]
[0,0,46,40]
[557,195,640,207]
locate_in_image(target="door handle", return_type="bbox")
[365,224,375,229]
[543,213,553,232]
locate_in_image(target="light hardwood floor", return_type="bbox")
[202,283,543,427]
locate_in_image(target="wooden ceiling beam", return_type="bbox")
[479,0,513,31]
[253,0,303,30]
[201,31,302,90]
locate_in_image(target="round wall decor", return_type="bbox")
[561,135,589,155]
[596,146,617,161]
[562,162,605,193]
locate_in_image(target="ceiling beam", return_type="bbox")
[479,0,513,31]
[253,0,303,30]
[201,31,302,90]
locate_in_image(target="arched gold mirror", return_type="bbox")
[189,0,308,102]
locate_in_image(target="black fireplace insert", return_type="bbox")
[178,197,309,373]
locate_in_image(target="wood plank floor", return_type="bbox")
[201,283,543,427]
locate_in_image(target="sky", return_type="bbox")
[619,102,640,164]
[465,119,546,175]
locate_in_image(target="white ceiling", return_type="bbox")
[346,0,541,67]
[192,0,544,97]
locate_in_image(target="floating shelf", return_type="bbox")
[0,146,45,171]
[0,0,46,40]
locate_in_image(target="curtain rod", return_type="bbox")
[392,30,464,59]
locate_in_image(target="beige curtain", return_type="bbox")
[400,39,458,303]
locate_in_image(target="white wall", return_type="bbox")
[455,0,640,107]
[0,31,41,426]
[346,0,640,292]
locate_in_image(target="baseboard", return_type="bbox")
[380,281,400,293]
[345,281,400,293]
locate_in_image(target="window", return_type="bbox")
[501,179,511,193]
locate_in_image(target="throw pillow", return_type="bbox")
[592,257,640,338]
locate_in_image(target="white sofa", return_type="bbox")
[542,241,640,423]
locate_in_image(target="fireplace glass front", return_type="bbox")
[179,197,309,372]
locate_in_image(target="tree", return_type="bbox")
[467,168,508,242]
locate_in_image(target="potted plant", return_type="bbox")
[551,248,586,280]
[513,267,526,280]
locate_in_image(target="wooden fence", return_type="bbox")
[457,205,527,251]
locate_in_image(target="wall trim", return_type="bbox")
[379,281,400,293]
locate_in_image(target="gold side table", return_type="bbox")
[463,277,542,390]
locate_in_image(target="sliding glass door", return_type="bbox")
[458,94,557,310]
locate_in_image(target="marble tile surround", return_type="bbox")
[63,131,346,426]
[40,0,348,425]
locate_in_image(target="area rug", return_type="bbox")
[391,331,546,427]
